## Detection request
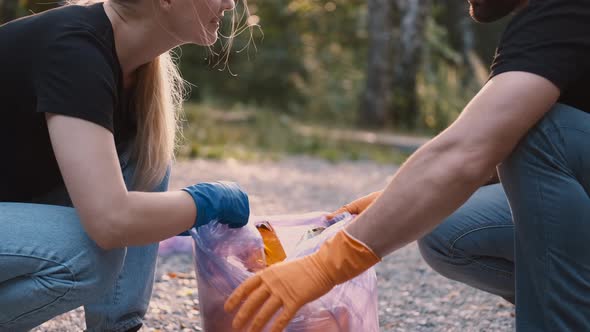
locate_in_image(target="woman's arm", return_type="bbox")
[46,113,195,249]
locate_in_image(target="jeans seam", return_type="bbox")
[460,256,514,278]
[113,270,123,307]
[549,125,590,136]
[536,123,568,330]
[535,165,552,330]
[0,253,77,325]
[446,225,514,277]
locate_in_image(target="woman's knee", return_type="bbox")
[74,246,127,297]
[24,243,128,300]
[0,236,126,328]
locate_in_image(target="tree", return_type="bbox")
[391,0,431,129]
[359,0,394,127]
[442,1,472,64]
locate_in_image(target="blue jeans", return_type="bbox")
[418,103,590,331]
[0,146,170,332]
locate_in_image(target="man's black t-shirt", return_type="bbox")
[0,3,135,202]
[490,0,590,112]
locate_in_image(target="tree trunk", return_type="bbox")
[391,0,430,129]
[444,1,472,64]
[359,0,394,127]
[443,0,488,85]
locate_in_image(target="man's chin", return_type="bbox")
[469,2,517,23]
[470,13,502,23]
[470,9,508,23]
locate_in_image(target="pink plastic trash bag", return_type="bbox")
[189,212,379,332]
[159,236,193,256]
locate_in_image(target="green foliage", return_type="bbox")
[178,102,410,164]
[178,0,508,134]
[179,0,368,126]
[8,0,510,135]
[418,15,479,132]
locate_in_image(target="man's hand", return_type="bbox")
[326,191,382,220]
[224,231,380,332]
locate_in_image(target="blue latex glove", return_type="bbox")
[179,181,250,235]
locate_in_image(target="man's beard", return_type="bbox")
[469,0,524,23]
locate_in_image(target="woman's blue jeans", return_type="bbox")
[418,103,590,331]
[0,146,170,332]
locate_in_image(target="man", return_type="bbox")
[224,0,590,331]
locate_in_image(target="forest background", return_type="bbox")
[1,0,510,162]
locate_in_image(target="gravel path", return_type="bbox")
[35,157,514,331]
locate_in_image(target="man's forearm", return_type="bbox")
[345,72,561,257]
[346,139,495,257]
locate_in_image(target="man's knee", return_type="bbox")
[418,185,513,280]
[418,218,464,279]
[418,233,448,275]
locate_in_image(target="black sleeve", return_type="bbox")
[34,30,117,132]
[489,0,590,92]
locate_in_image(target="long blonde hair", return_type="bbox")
[67,0,184,191]
[131,53,184,191]
[67,0,254,190]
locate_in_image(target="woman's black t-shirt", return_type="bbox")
[0,3,135,202]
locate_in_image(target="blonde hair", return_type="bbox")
[67,0,254,190]
[67,0,184,191]
[131,53,184,191]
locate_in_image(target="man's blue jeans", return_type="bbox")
[0,146,170,332]
[418,103,590,330]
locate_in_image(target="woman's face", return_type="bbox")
[163,0,235,46]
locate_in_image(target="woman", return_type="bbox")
[0,0,249,330]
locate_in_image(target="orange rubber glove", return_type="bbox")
[325,191,382,220]
[224,230,381,332]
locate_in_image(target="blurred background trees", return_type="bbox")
[2,0,510,133]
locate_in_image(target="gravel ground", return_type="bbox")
[35,157,514,332]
